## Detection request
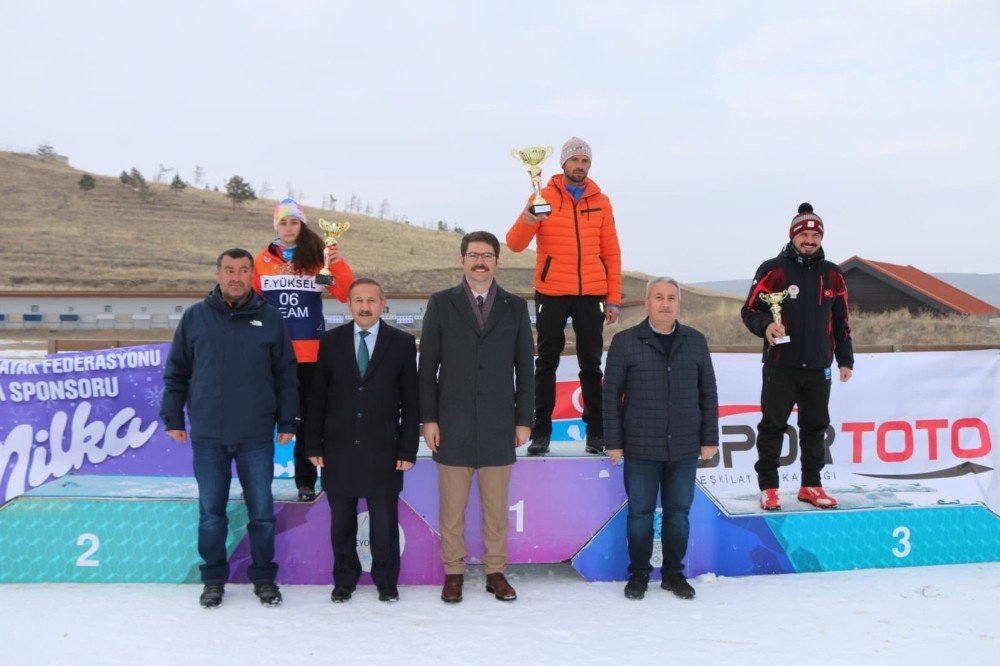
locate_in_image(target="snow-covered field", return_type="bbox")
[2,563,997,665]
[0,339,45,361]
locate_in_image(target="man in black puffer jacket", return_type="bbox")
[742,203,854,512]
[604,277,718,601]
[162,248,299,609]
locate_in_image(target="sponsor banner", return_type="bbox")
[0,345,181,504]
[553,350,1000,515]
[3,347,997,516]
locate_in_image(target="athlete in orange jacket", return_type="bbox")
[506,137,622,456]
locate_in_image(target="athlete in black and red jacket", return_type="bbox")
[741,203,854,511]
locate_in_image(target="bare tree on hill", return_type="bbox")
[193,165,205,187]
[155,164,173,183]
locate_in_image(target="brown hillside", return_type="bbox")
[0,151,530,291]
[2,150,995,346]
[0,150,688,303]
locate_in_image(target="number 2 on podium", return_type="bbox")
[76,533,101,567]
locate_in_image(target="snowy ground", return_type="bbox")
[0,339,45,361]
[2,562,997,666]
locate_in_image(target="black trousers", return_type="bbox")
[327,493,400,590]
[294,362,318,489]
[755,364,831,490]
[533,293,606,438]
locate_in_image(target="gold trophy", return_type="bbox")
[759,291,791,344]
[315,218,350,285]
[511,146,554,215]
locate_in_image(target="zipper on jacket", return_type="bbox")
[573,198,583,295]
[540,256,553,282]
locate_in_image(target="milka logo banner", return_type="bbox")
[0,345,180,503]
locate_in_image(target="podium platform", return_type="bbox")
[2,458,998,585]
[574,487,1000,581]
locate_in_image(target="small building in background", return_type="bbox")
[839,256,1000,317]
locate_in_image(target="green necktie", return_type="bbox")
[357,330,370,376]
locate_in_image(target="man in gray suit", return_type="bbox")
[419,231,535,603]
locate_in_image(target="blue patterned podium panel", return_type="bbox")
[572,488,1000,581]
[0,497,248,583]
[0,476,260,583]
[2,474,999,584]
[766,504,1000,572]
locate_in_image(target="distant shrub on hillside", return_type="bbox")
[77,174,96,191]
[128,168,146,189]
[36,143,57,157]
[170,174,187,192]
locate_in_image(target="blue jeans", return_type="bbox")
[192,439,277,584]
[624,456,698,575]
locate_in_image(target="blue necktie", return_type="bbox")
[357,330,370,376]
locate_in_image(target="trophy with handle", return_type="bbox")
[759,290,791,344]
[511,146,554,215]
[315,218,350,286]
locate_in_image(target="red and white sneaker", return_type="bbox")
[760,488,781,511]
[798,486,838,509]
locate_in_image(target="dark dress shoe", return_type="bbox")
[661,573,695,599]
[330,584,356,603]
[526,436,550,456]
[485,572,517,601]
[378,586,400,602]
[199,583,224,609]
[297,486,317,502]
[441,574,464,603]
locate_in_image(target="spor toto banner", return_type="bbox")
[1,345,998,514]
[552,349,999,514]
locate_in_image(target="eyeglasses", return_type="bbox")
[464,252,496,261]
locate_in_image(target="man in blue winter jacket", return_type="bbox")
[161,248,299,609]
[604,277,719,601]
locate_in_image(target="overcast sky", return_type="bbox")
[2,1,998,282]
